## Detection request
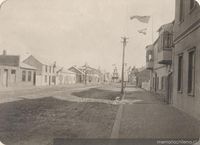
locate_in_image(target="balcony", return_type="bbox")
[146,45,154,70]
[146,61,154,70]
[158,49,172,64]
[157,31,173,64]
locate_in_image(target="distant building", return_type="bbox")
[112,67,119,83]
[0,50,36,88]
[136,68,150,90]
[23,55,57,86]
[172,0,200,120]
[128,67,138,85]
[69,64,103,84]
[79,64,103,84]
[146,22,174,103]
[68,66,85,83]
[103,72,111,83]
[56,67,76,85]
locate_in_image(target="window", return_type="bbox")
[50,66,51,73]
[22,71,26,82]
[178,55,183,92]
[52,76,56,84]
[163,32,173,48]
[11,70,16,83]
[179,0,185,22]
[45,65,48,73]
[190,0,195,10]
[28,71,32,82]
[188,50,195,95]
[146,50,153,62]
[11,70,16,74]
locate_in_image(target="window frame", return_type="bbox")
[179,0,185,23]
[187,48,196,96]
[177,54,183,93]
[28,71,32,82]
[22,70,26,82]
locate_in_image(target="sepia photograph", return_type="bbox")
[0,0,199,145]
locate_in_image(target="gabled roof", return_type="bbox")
[57,67,76,74]
[79,64,102,74]
[23,55,55,66]
[69,65,85,74]
[20,62,37,70]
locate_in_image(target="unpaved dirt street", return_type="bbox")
[0,85,199,145]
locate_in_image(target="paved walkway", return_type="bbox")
[111,88,200,140]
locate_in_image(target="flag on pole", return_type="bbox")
[0,0,8,9]
[138,28,147,35]
[130,15,150,23]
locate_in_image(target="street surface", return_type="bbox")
[0,84,199,145]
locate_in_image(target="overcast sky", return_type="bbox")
[0,0,175,72]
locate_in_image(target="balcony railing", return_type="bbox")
[157,32,173,64]
[158,49,172,64]
[146,60,154,70]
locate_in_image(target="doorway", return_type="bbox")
[167,73,173,104]
[3,69,8,87]
[49,76,51,86]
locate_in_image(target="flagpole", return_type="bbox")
[151,15,154,43]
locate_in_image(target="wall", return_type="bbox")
[173,26,200,120]
[23,55,43,75]
[0,66,19,88]
[173,0,200,120]
[56,72,76,85]
[0,66,36,88]
[151,40,170,96]
[17,68,36,87]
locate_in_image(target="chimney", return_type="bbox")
[3,50,6,55]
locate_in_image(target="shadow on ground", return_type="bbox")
[0,97,118,145]
[71,88,122,100]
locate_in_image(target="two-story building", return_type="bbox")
[146,22,174,103]
[23,55,57,86]
[173,0,200,120]
[136,68,150,90]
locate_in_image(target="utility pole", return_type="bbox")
[121,37,128,94]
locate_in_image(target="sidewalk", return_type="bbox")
[112,89,200,139]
